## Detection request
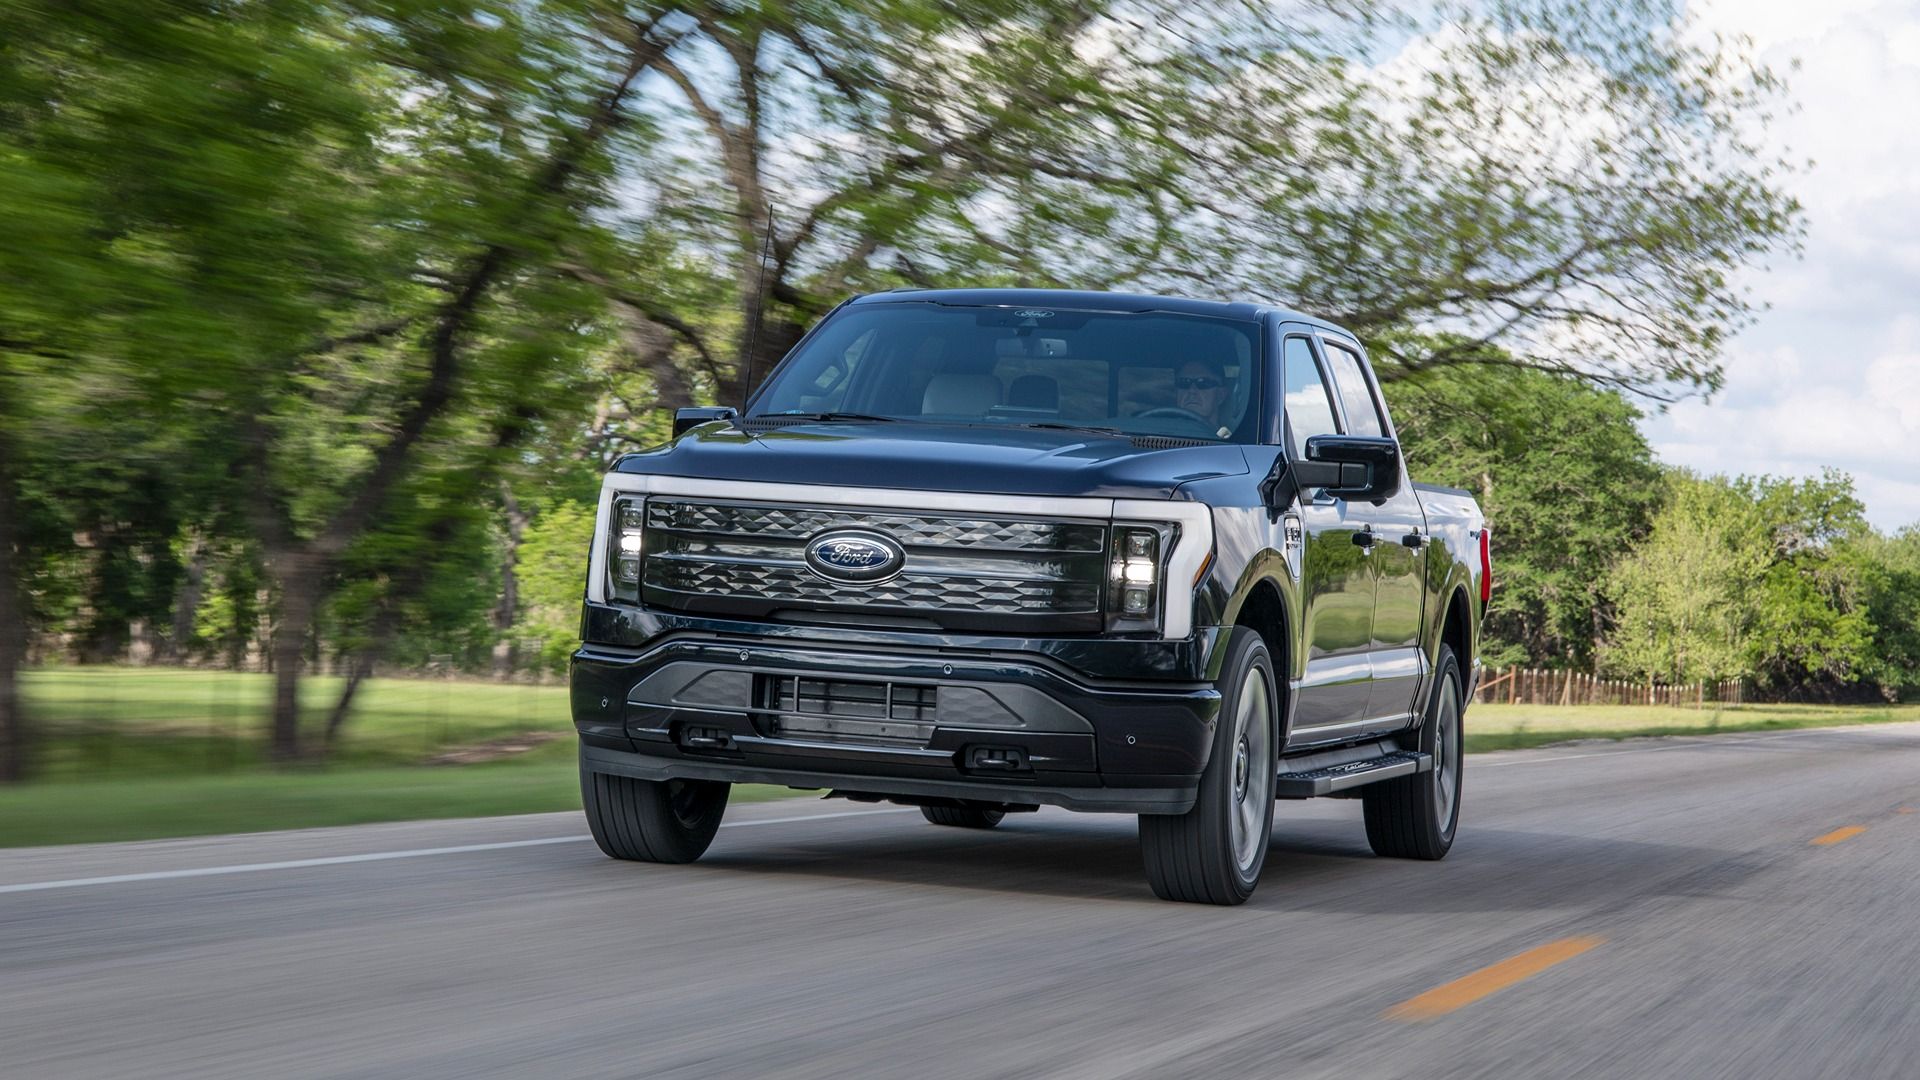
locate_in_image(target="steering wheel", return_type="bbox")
[1135,406,1215,430]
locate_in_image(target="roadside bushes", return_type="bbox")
[1600,471,1914,701]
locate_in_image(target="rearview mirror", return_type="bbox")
[673,406,738,438]
[1300,434,1402,503]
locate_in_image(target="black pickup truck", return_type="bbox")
[571,289,1487,904]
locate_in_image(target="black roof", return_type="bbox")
[846,287,1346,334]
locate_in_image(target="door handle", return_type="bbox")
[1351,529,1377,549]
[1401,532,1426,549]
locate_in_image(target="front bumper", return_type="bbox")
[571,635,1223,815]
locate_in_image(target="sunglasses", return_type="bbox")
[1174,376,1223,390]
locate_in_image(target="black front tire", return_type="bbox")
[921,804,1006,829]
[582,766,730,864]
[1363,644,1464,860]
[1139,627,1278,905]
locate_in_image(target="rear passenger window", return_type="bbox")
[1282,337,1339,458]
[1321,342,1385,438]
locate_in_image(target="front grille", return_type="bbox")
[641,497,1108,631]
[649,500,1101,551]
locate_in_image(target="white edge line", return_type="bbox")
[0,807,917,896]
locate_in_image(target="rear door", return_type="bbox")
[1318,338,1428,728]
[1279,334,1375,738]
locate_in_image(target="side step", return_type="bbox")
[1274,740,1433,799]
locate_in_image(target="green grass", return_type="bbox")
[0,748,799,848]
[1,667,1914,848]
[1465,701,1920,753]
[19,665,577,776]
[3,666,803,848]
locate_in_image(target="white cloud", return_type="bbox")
[1644,0,1920,531]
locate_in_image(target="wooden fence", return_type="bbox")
[1472,666,1745,708]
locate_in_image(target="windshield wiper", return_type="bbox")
[1014,422,1132,438]
[759,411,903,423]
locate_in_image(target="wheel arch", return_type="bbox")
[1440,586,1473,676]
[1226,574,1294,744]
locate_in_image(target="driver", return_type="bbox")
[1175,358,1232,434]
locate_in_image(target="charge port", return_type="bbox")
[964,745,1030,772]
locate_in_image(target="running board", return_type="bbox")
[1273,740,1432,798]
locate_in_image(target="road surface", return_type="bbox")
[5,722,1919,1079]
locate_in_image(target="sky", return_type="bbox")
[1641,0,1920,531]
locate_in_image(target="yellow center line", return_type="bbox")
[1385,936,1605,1021]
[1811,825,1868,846]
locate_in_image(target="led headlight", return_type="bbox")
[1108,524,1173,630]
[609,497,645,602]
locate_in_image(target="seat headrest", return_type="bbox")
[1007,374,1059,410]
[922,373,1002,415]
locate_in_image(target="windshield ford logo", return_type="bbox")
[804,530,905,584]
[1013,309,1054,319]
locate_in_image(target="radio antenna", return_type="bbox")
[739,211,776,411]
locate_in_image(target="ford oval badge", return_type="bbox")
[804,530,905,584]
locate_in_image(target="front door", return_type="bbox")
[1318,339,1428,727]
[1280,335,1374,739]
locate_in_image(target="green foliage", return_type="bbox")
[1601,471,1887,695]
[1849,529,1920,697]
[516,499,600,672]
[1387,364,1662,667]
[1,0,660,761]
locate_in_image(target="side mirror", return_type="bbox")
[1299,434,1402,502]
[673,406,738,438]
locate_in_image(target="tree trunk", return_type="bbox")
[267,557,322,763]
[492,483,527,680]
[164,530,207,664]
[0,445,28,783]
[323,650,375,753]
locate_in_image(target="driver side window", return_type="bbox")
[1282,337,1339,458]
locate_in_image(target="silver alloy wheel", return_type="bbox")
[1432,675,1461,824]
[1229,665,1273,873]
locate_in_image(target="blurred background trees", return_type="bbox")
[2,0,1909,781]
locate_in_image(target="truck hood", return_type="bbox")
[612,420,1249,500]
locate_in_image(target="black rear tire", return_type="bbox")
[920,804,1006,829]
[1363,644,1464,860]
[581,765,730,864]
[1138,627,1278,905]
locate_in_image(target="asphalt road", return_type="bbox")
[6,721,1920,1080]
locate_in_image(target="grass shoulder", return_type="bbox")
[1464,701,1920,753]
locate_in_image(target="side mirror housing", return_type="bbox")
[1300,434,1402,502]
[673,406,738,438]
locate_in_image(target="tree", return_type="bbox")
[593,0,1800,447]
[1602,473,1771,684]
[1164,1,1805,399]
[516,499,603,672]
[589,0,1235,412]
[1602,470,1879,695]
[1850,528,1920,700]
[1386,362,1662,667]
[0,1,680,761]
[1742,473,1875,695]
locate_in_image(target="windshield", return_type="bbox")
[749,302,1263,442]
